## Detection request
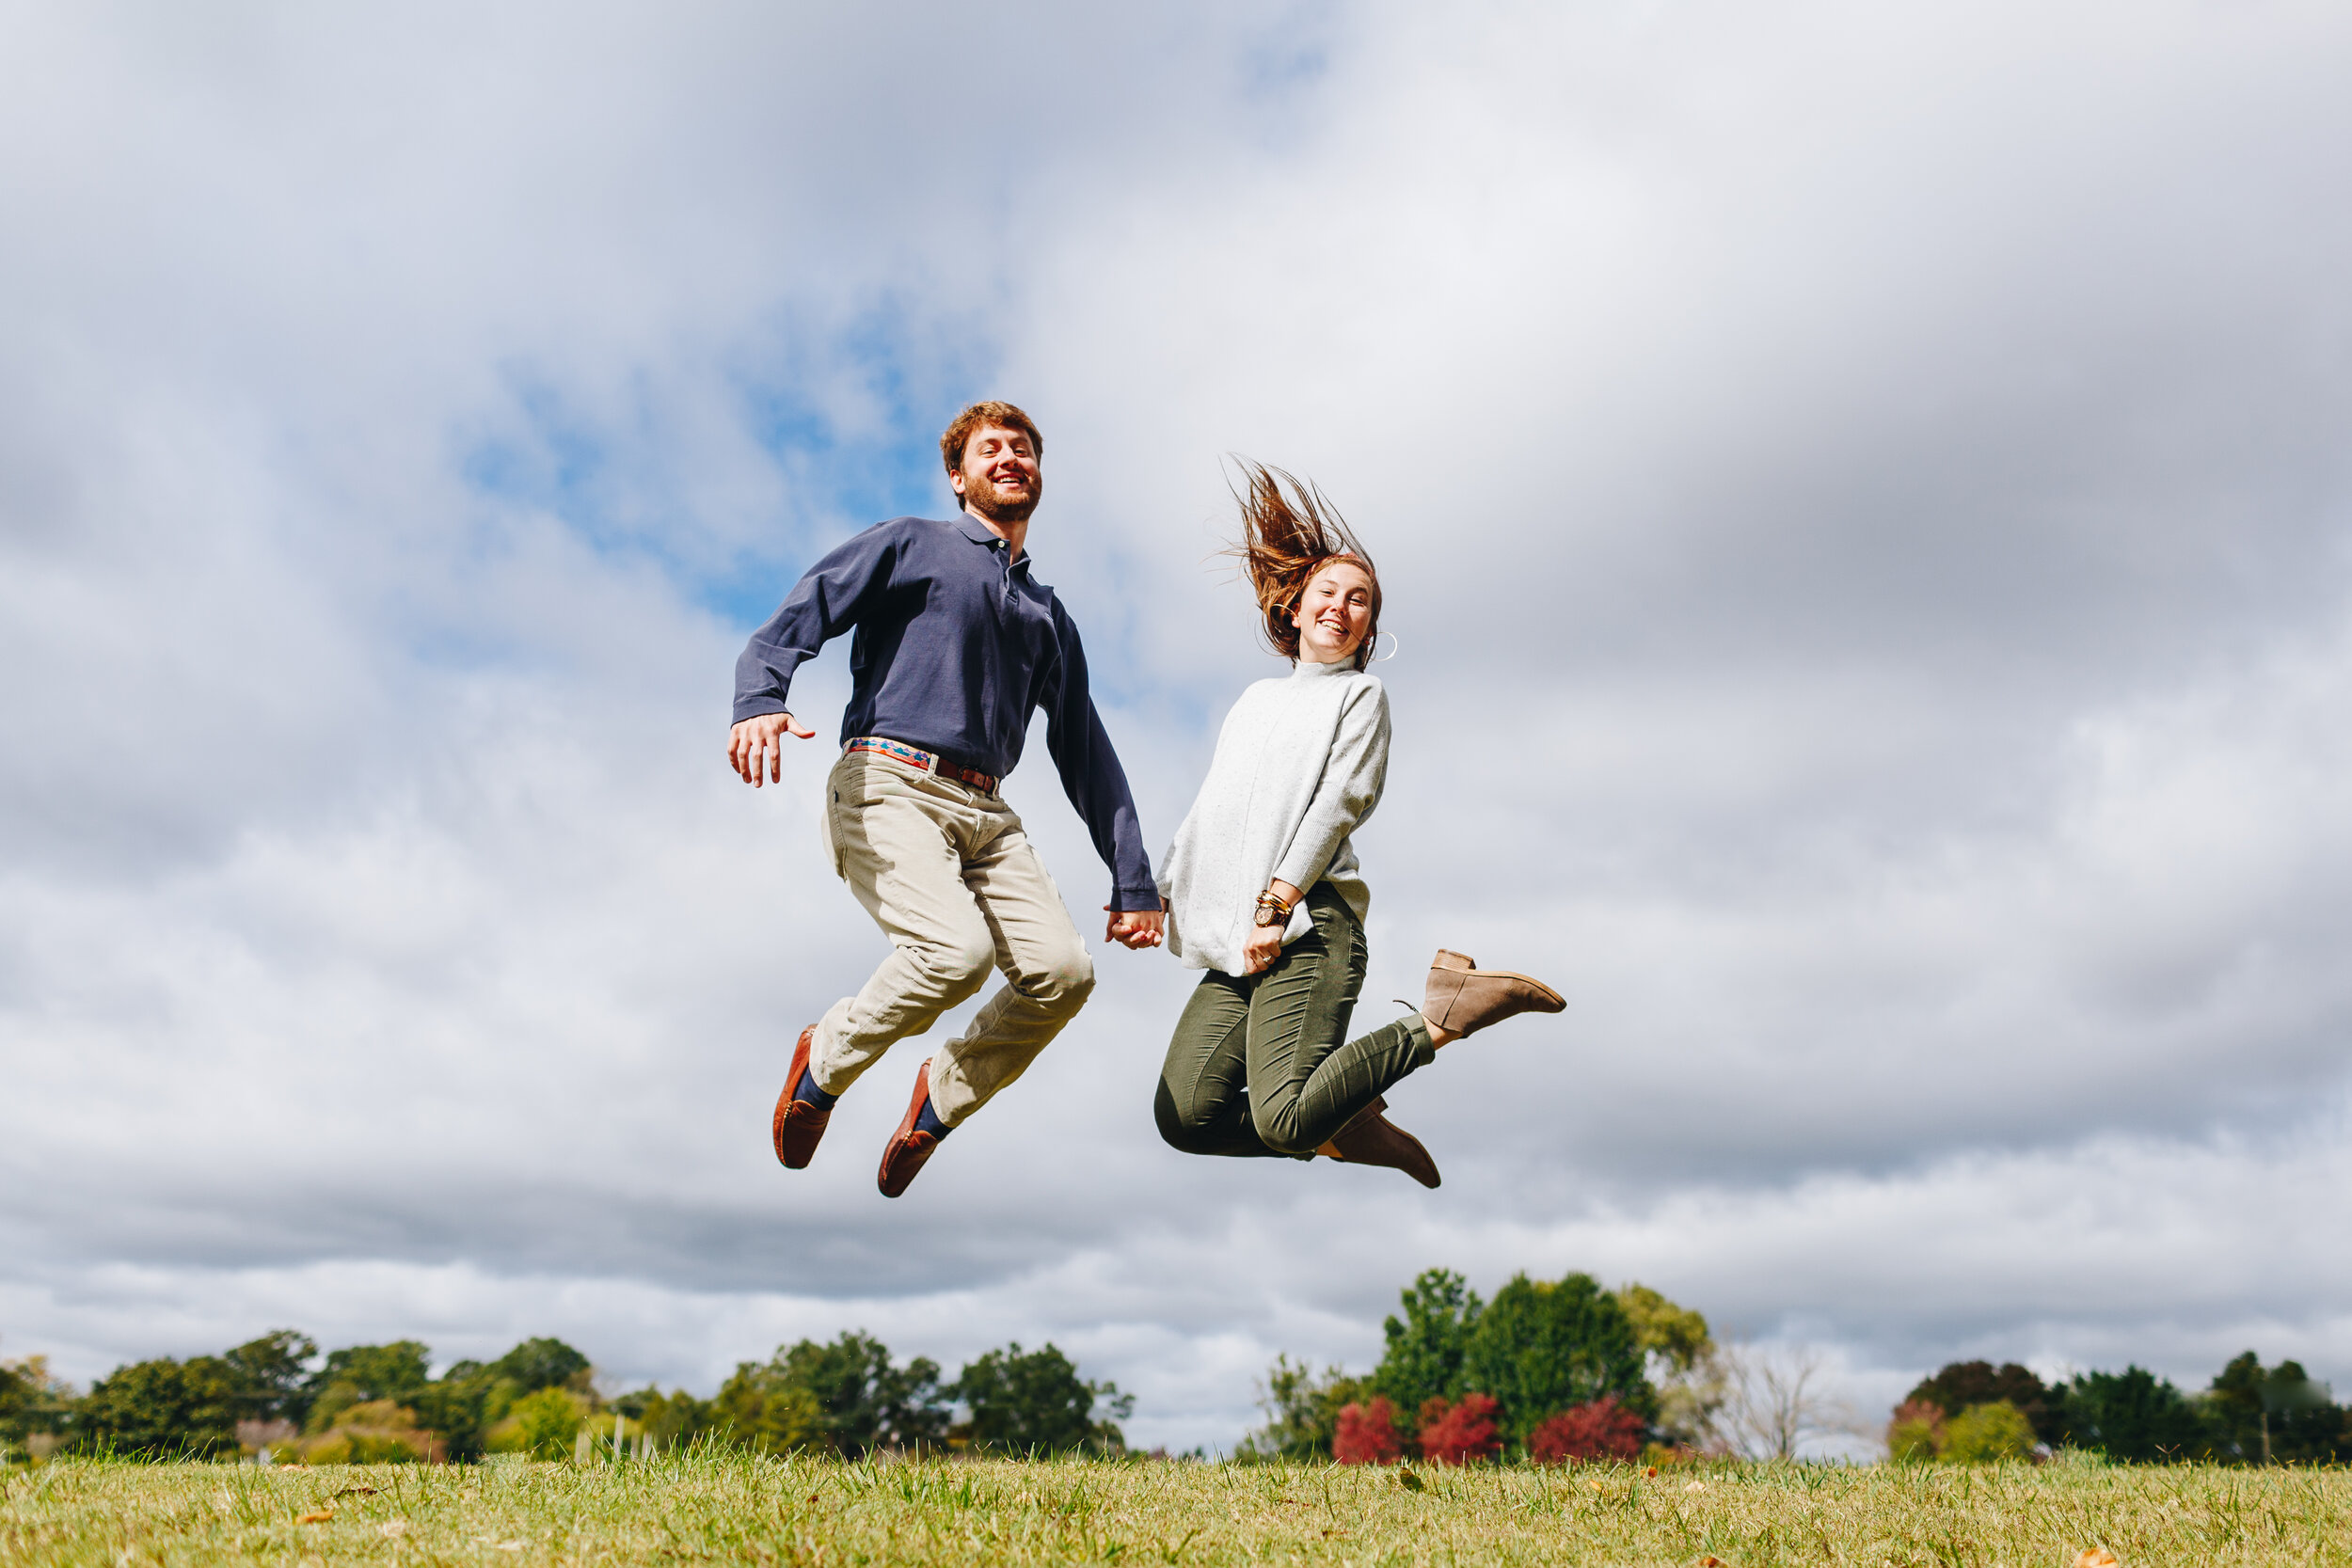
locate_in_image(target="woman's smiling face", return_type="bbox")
[1291,559,1375,663]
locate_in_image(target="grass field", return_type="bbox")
[6,1452,2348,1566]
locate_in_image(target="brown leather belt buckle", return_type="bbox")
[944,762,999,794]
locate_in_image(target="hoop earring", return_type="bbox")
[1372,630,1400,663]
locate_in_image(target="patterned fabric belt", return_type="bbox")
[845,736,999,794]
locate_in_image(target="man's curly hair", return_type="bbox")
[940,401,1043,482]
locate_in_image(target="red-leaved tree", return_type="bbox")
[1527,1394,1645,1464]
[1332,1398,1401,1465]
[1417,1392,1502,1465]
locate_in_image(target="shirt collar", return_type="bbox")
[946,512,1041,578]
[951,514,1002,546]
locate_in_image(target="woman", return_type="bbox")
[1152,464,1564,1187]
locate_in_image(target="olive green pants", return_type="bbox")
[1154,883,1435,1159]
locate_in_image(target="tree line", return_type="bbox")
[1244,1269,1708,1465]
[1887,1354,2352,1465]
[1248,1267,2350,1467]
[0,1329,1130,1464]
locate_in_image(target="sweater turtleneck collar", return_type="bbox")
[1293,653,1359,679]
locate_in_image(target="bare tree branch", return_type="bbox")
[1709,1340,1867,1460]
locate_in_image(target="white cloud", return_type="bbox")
[6,0,2352,1449]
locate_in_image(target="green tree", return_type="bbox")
[305,1339,432,1432]
[2056,1367,2212,1462]
[1,1354,78,1447]
[415,1338,591,1460]
[505,1386,588,1460]
[1905,1361,2058,1446]
[708,1332,942,1456]
[1613,1284,1719,1448]
[490,1338,592,1395]
[304,1399,440,1463]
[1370,1269,1483,1427]
[1460,1272,1652,1448]
[1884,1399,1945,1463]
[1613,1285,1712,1373]
[1239,1355,1363,1460]
[949,1342,1132,1454]
[77,1355,244,1458]
[1942,1401,2036,1463]
[780,1332,946,1454]
[2205,1352,2347,1465]
[222,1330,317,1425]
[612,1386,716,1449]
[710,1361,822,1453]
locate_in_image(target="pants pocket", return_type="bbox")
[823,784,849,881]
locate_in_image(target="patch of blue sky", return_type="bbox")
[1231,0,1341,150]
[454,364,711,579]
[726,311,982,571]
[451,300,993,636]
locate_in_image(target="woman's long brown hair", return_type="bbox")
[1228,459,1382,671]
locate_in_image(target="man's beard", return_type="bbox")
[963,471,1040,523]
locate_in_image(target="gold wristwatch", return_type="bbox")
[1253,890,1293,927]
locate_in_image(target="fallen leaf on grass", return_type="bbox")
[2073,1551,2121,1568]
[1697,1557,1726,1567]
[1645,1466,1659,1477]
[335,1485,379,1497]
[296,1510,335,1525]
[1321,1528,1352,1539]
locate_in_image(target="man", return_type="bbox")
[729,401,1166,1197]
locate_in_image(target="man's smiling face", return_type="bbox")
[952,423,1042,523]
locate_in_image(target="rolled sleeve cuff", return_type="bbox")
[731,696,791,725]
[1111,883,1163,912]
[1272,850,1325,895]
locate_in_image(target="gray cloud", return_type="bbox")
[6,0,2352,1449]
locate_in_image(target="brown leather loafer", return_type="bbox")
[1423,948,1565,1037]
[877,1057,944,1198]
[771,1025,831,1169]
[1318,1097,1440,1189]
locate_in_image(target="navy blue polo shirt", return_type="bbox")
[733,514,1157,910]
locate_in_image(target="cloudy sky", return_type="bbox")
[5,0,2351,1452]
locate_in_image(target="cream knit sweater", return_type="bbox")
[1156,656,1392,974]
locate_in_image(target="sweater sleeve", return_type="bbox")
[1271,680,1391,894]
[730,522,901,725]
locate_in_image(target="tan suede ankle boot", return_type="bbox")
[1422,949,1565,1037]
[1317,1098,1440,1189]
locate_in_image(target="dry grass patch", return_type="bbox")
[4,1451,2347,1565]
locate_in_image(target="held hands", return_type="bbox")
[728,711,816,785]
[1104,908,1166,951]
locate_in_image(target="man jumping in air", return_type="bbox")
[729,402,1165,1197]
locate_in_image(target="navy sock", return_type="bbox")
[914,1097,951,1138]
[792,1066,838,1112]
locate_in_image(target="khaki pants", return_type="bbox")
[810,747,1095,1125]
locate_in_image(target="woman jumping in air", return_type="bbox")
[1152,464,1565,1187]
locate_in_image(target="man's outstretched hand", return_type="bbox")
[729,711,816,785]
[1104,909,1166,951]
